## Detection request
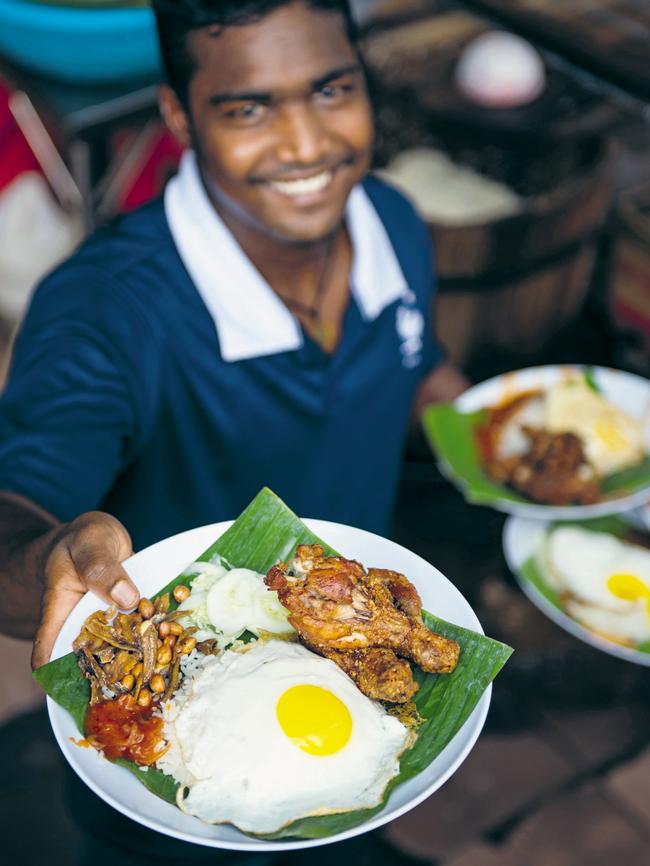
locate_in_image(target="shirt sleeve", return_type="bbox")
[0,263,162,521]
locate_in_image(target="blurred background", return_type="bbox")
[1,1,650,864]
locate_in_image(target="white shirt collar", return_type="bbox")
[164,150,408,362]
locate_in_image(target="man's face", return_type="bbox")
[163,2,374,244]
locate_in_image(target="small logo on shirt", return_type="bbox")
[396,304,424,369]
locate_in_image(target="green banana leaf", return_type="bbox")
[519,516,650,656]
[423,404,650,507]
[34,488,512,839]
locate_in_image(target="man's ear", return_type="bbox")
[159,85,191,148]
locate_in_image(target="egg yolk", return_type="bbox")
[276,685,352,756]
[607,573,650,613]
[595,419,629,452]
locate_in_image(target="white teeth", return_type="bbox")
[270,171,333,197]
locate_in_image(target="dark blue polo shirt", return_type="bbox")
[0,175,441,550]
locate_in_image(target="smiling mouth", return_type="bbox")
[268,170,334,198]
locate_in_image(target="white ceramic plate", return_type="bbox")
[450,364,650,519]
[47,519,492,852]
[502,514,650,666]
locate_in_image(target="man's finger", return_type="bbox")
[67,517,139,609]
[76,556,140,610]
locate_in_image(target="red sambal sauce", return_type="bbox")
[475,389,543,464]
[85,694,166,766]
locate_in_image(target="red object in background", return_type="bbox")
[0,76,42,192]
[2,72,182,213]
[110,123,183,213]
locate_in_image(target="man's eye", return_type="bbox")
[224,103,265,121]
[316,83,352,102]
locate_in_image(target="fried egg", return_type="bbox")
[544,380,644,477]
[490,379,645,478]
[541,526,650,645]
[160,640,412,834]
[177,563,294,646]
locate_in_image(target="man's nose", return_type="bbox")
[275,102,328,166]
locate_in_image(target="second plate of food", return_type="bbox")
[503,511,650,665]
[424,365,650,519]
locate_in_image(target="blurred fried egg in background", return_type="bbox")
[490,378,645,478]
[538,526,650,645]
[544,379,645,478]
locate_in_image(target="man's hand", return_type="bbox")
[414,360,470,418]
[32,512,139,669]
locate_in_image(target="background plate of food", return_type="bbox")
[503,511,650,665]
[424,365,650,519]
[34,488,511,852]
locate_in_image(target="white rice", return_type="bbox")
[155,650,218,786]
[155,639,290,784]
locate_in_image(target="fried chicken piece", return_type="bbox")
[310,646,419,703]
[266,545,460,701]
[477,392,601,506]
[503,428,600,505]
[365,568,459,673]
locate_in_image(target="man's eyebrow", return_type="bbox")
[208,63,363,106]
[209,90,273,106]
[311,63,363,90]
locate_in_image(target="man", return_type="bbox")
[0,1,466,862]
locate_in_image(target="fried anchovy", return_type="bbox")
[83,618,139,653]
[138,620,158,685]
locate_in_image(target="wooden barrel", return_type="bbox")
[362,11,616,372]
[433,137,613,369]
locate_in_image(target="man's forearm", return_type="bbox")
[0,492,65,639]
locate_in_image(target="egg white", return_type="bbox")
[565,597,650,646]
[159,640,412,834]
[544,380,644,478]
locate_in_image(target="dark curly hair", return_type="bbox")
[152,0,358,108]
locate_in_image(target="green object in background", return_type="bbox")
[422,404,529,506]
[583,365,601,393]
[34,488,512,838]
[423,403,650,507]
